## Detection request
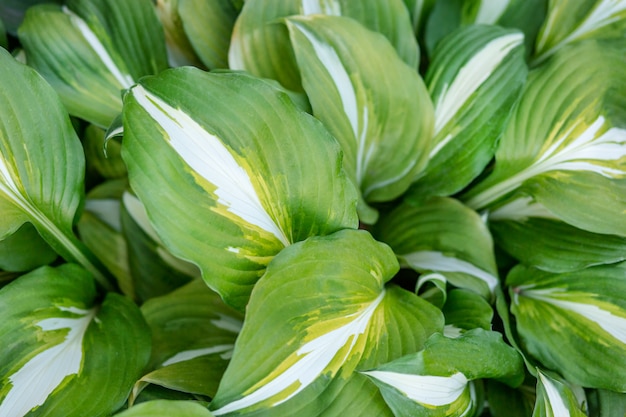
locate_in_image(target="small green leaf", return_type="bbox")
[0,264,151,416]
[442,289,494,337]
[486,379,536,417]
[0,222,57,272]
[114,400,215,417]
[83,124,127,179]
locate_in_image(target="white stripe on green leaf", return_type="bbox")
[212,290,386,415]
[403,251,499,293]
[362,370,468,406]
[62,6,134,89]
[431,32,523,157]
[537,370,571,417]
[162,344,235,367]
[131,85,290,246]
[288,20,372,187]
[475,0,510,24]
[488,196,560,221]
[301,0,341,15]
[0,306,95,417]
[210,314,243,334]
[519,287,626,344]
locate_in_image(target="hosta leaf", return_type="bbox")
[83,124,127,179]
[0,222,57,272]
[229,0,419,92]
[286,15,433,222]
[588,389,626,417]
[19,0,167,127]
[0,47,112,289]
[156,0,203,67]
[137,280,243,401]
[210,230,443,416]
[463,40,626,236]
[362,329,524,416]
[122,68,357,310]
[0,264,151,417]
[533,0,626,65]
[407,24,527,198]
[374,198,499,299]
[533,370,587,417]
[0,0,62,34]
[114,400,214,417]
[486,379,536,417]
[402,0,436,34]
[0,17,6,48]
[508,264,626,391]
[442,289,494,337]
[489,204,626,272]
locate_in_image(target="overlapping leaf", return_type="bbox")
[114,401,215,417]
[0,264,151,417]
[374,197,499,299]
[533,370,587,417]
[441,289,494,337]
[407,24,526,199]
[287,15,433,221]
[18,0,167,127]
[229,0,419,92]
[0,222,57,272]
[122,67,357,310]
[210,230,443,416]
[463,40,626,236]
[508,263,626,391]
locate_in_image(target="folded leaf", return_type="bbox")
[374,197,499,299]
[210,230,443,415]
[286,15,433,222]
[122,68,357,310]
[533,370,587,417]
[0,264,151,417]
[508,264,626,391]
[463,40,626,236]
[19,0,167,127]
[229,0,419,92]
[408,24,527,198]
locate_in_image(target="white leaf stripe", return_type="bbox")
[62,6,134,89]
[519,287,626,344]
[362,370,468,406]
[402,251,499,293]
[431,32,523,156]
[212,290,386,415]
[0,307,95,417]
[301,0,341,16]
[474,0,510,24]
[287,20,372,187]
[488,196,560,221]
[162,344,235,367]
[131,85,290,246]
[537,370,571,417]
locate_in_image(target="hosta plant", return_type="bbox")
[1,0,626,416]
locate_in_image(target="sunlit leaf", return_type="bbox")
[114,400,214,417]
[286,15,434,222]
[122,68,357,310]
[508,263,626,391]
[210,230,443,415]
[533,369,587,417]
[0,264,150,416]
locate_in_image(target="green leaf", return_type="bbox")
[533,0,626,65]
[489,211,626,273]
[463,40,626,236]
[533,370,587,417]
[122,68,357,310]
[83,124,127,179]
[0,16,7,48]
[485,379,536,417]
[210,229,443,415]
[137,280,243,401]
[19,0,167,127]
[508,264,626,391]
[114,400,215,417]
[588,389,626,417]
[374,197,499,299]
[0,0,62,34]
[0,222,57,272]
[402,0,436,34]
[407,24,527,198]
[442,289,494,337]
[286,15,434,222]
[0,47,112,290]
[0,264,151,416]
[229,0,419,92]
[362,329,524,416]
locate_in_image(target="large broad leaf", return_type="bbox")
[135,280,243,402]
[533,0,626,65]
[229,0,419,92]
[0,47,112,289]
[463,40,626,236]
[18,0,167,128]
[0,264,151,417]
[374,197,499,299]
[361,329,524,416]
[115,401,214,417]
[488,201,626,272]
[122,68,357,310]
[286,15,434,223]
[533,370,587,417]
[210,230,443,416]
[407,24,527,199]
[508,263,626,391]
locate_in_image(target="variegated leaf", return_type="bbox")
[122,68,357,310]
[533,370,587,417]
[286,15,434,222]
[210,230,443,416]
[0,264,150,417]
[508,263,626,391]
